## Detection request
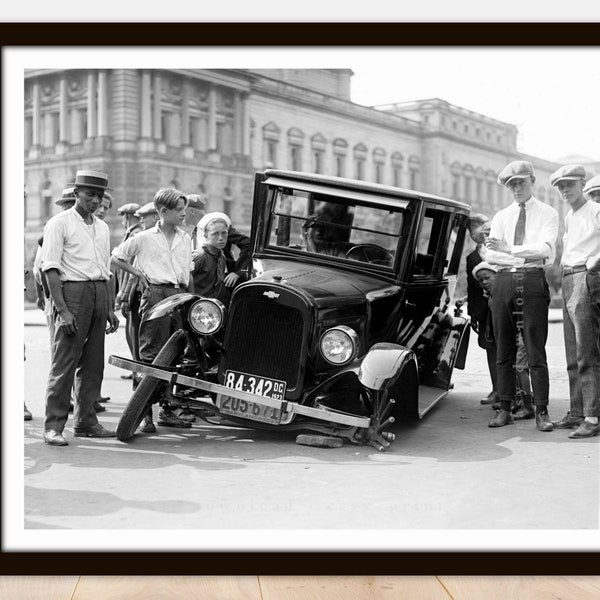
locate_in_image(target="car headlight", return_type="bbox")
[188,298,226,335]
[319,325,359,365]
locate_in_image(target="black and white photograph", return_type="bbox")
[5,37,600,566]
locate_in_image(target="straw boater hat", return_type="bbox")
[55,186,77,206]
[68,169,112,191]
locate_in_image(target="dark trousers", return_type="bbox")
[44,281,108,432]
[491,270,550,408]
[138,285,183,362]
[126,290,142,361]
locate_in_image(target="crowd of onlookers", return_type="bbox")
[465,162,600,438]
[29,171,249,445]
[26,163,600,445]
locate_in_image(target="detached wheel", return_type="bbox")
[116,330,188,441]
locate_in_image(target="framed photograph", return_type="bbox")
[4,18,600,575]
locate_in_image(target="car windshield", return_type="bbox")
[268,188,403,267]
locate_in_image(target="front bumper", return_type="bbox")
[109,355,370,429]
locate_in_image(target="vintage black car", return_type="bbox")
[110,170,472,451]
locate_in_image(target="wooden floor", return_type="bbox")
[1,576,600,599]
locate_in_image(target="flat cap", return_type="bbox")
[117,202,141,215]
[497,161,534,186]
[135,202,158,217]
[55,186,76,206]
[186,193,206,210]
[550,164,586,187]
[584,175,600,196]
[472,261,498,279]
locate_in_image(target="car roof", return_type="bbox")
[263,169,471,214]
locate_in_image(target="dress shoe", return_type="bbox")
[157,408,192,428]
[93,400,106,412]
[120,373,133,380]
[98,395,111,403]
[491,401,501,410]
[139,421,157,433]
[174,407,196,423]
[569,421,600,439]
[488,410,513,428]
[553,411,584,429]
[480,391,499,405]
[513,403,535,420]
[74,423,116,438]
[44,429,68,446]
[24,404,32,421]
[535,411,554,432]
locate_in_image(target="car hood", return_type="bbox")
[251,258,400,307]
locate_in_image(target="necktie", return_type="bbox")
[514,203,526,245]
[191,226,198,251]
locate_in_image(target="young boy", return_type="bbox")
[473,262,535,422]
[191,212,231,303]
[111,188,194,430]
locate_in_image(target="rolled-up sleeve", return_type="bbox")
[511,208,558,261]
[41,220,65,275]
[111,236,138,263]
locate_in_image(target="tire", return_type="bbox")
[116,329,188,441]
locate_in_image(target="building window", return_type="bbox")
[408,155,420,190]
[263,121,281,168]
[373,147,386,184]
[290,146,302,171]
[313,150,323,174]
[453,176,460,199]
[333,137,348,178]
[391,152,404,187]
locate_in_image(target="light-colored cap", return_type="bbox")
[135,202,158,217]
[583,175,600,195]
[472,261,498,278]
[549,164,586,187]
[117,202,141,215]
[497,161,534,187]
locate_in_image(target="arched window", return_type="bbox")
[353,143,368,180]
[333,138,348,177]
[262,121,281,168]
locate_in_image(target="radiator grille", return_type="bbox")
[223,299,304,389]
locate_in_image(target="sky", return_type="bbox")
[348,47,600,163]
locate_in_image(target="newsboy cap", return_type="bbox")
[497,161,534,186]
[584,175,600,196]
[117,202,141,215]
[186,194,206,210]
[68,169,112,191]
[550,164,587,187]
[135,202,158,217]
[55,186,76,206]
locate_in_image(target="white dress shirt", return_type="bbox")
[41,207,111,281]
[112,223,193,287]
[484,196,559,268]
[562,200,600,269]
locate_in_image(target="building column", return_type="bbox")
[181,78,190,147]
[233,91,242,154]
[32,81,41,147]
[58,75,68,142]
[97,70,108,137]
[140,70,152,138]
[241,92,251,156]
[207,85,217,151]
[152,72,162,140]
[87,72,97,139]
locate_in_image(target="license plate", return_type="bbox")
[218,370,288,425]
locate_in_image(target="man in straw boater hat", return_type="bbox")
[40,170,120,445]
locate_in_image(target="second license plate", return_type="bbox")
[218,370,288,424]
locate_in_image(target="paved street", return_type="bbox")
[21,305,598,548]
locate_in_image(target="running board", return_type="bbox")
[418,385,448,418]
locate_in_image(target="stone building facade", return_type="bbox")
[24,68,598,278]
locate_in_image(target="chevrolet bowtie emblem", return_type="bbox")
[263,290,280,299]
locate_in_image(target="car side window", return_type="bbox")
[414,207,450,277]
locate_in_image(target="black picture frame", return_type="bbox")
[5,21,599,576]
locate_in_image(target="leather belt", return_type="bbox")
[497,267,543,273]
[562,265,587,276]
[149,283,182,289]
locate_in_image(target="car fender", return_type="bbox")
[358,342,417,391]
[145,292,200,321]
